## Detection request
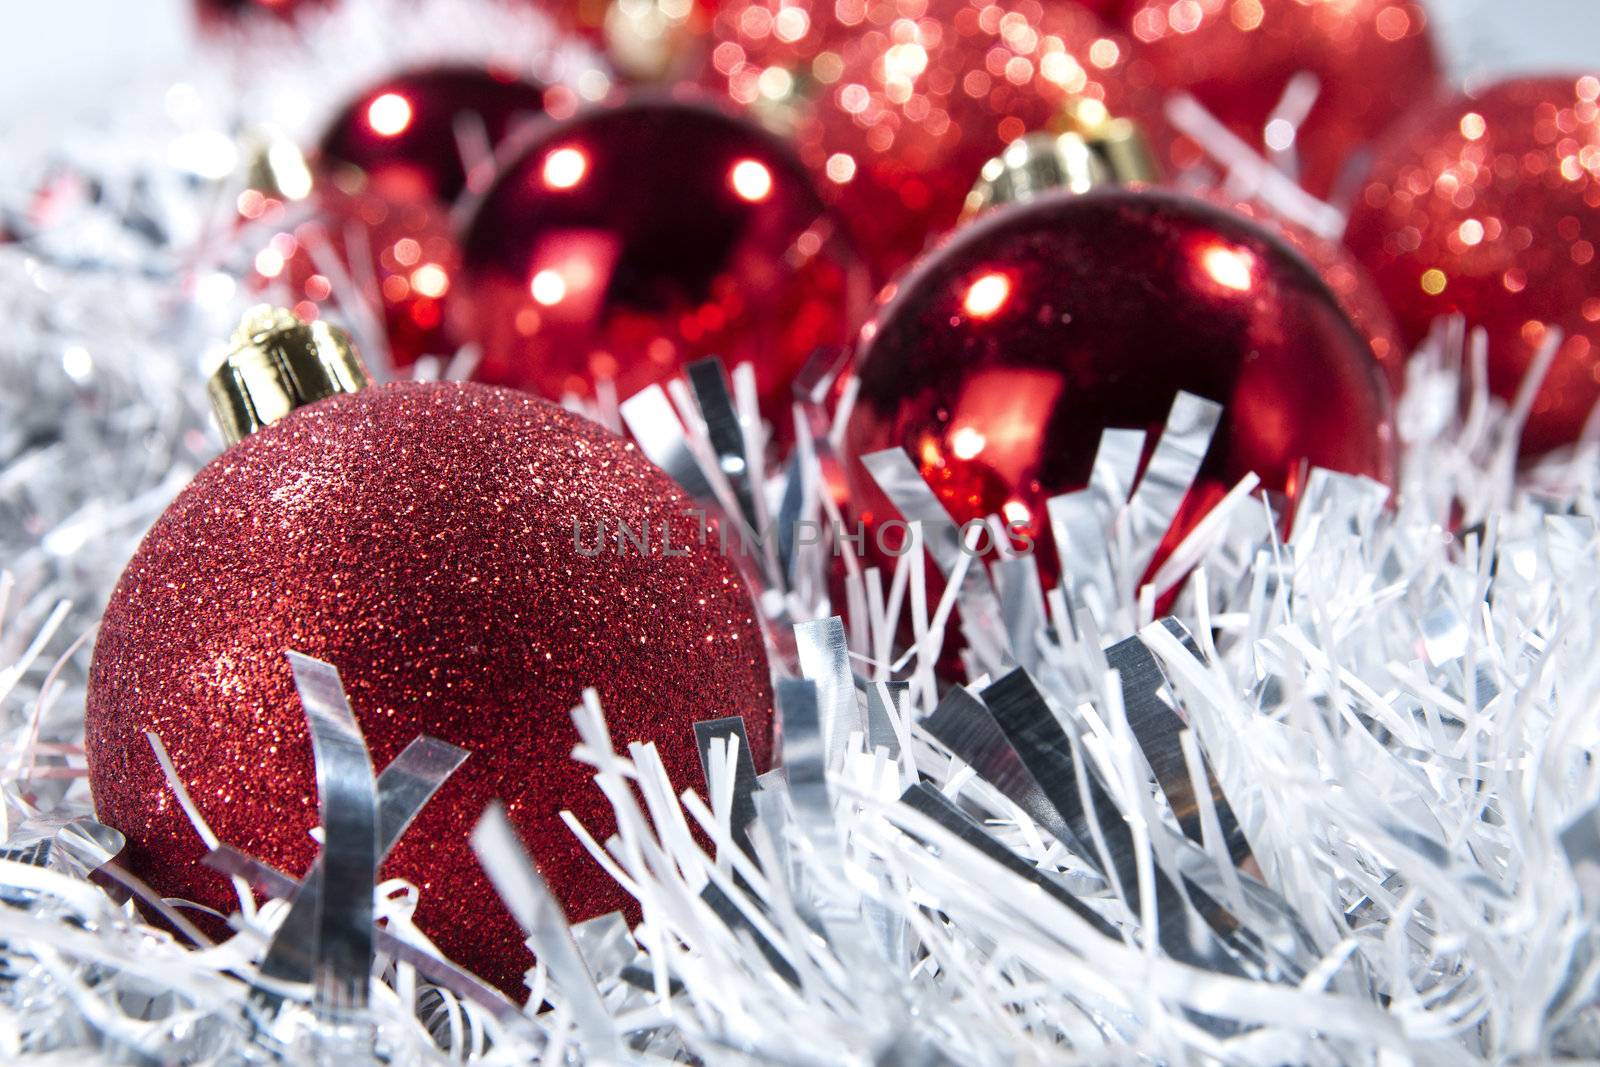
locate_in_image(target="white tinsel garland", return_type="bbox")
[2,2,1600,1063]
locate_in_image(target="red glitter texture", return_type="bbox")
[704,0,1168,279]
[452,94,868,435]
[842,187,1395,593]
[1124,0,1440,200]
[316,66,548,207]
[1344,76,1600,456]
[85,382,775,998]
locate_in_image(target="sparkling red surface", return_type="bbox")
[244,185,460,371]
[316,67,548,207]
[453,94,868,434]
[704,0,1169,279]
[1344,75,1600,456]
[843,187,1395,591]
[85,382,775,998]
[1123,0,1440,200]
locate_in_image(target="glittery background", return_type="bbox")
[85,381,775,998]
[1345,75,1600,456]
[703,0,1168,278]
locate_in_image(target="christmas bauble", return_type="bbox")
[1344,75,1600,456]
[1220,198,1406,391]
[243,183,460,370]
[842,186,1395,592]
[1124,0,1440,200]
[453,94,868,435]
[704,0,1167,278]
[85,378,775,998]
[316,66,548,206]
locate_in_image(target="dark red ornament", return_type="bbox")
[243,184,460,371]
[85,381,775,998]
[316,66,549,206]
[1124,0,1440,200]
[704,0,1168,279]
[1344,76,1600,456]
[452,94,868,436]
[843,187,1395,593]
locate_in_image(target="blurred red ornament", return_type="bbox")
[1124,0,1440,200]
[843,186,1395,592]
[703,0,1168,278]
[316,66,548,206]
[1345,76,1600,456]
[86,378,775,999]
[1219,198,1406,391]
[242,184,460,371]
[453,94,868,435]
[194,0,329,29]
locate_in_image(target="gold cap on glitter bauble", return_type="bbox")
[207,306,371,445]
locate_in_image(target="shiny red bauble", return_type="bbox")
[843,187,1395,591]
[316,67,548,206]
[453,94,868,432]
[1345,76,1600,456]
[1124,0,1440,200]
[1219,198,1406,391]
[704,0,1167,279]
[85,382,775,998]
[243,184,460,370]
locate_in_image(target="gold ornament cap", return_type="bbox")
[208,306,371,445]
[604,0,701,82]
[963,109,1161,219]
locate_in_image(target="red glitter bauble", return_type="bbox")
[85,382,775,998]
[842,187,1395,592]
[704,0,1168,279]
[1345,76,1600,456]
[1219,198,1406,391]
[453,94,869,435]
[316,66,548,206]
[243,185,460,370]
[195,0,328,29]
[1124,0,1440,200]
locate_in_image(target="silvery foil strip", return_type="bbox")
[285,651,380,1021]
[977,669,1257,985]
[694,716,762,862]
[898,783,1119,941]
[256,735,467,992]
[920,684,1088,857]
[1104,623,1253,866]
[860,448,1012,672]
[202,845,530,1028]
[794,617,859,772]
[620,383,718,505]
[685,360,763,547]
[470,804,618,1054]
[1120,392,1222,585]
[993,556,1048,676]
[858,678,908,761]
